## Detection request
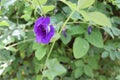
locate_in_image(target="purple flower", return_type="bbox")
[62,28,67,37]
[34,16,55,44]
[87,26,92,35]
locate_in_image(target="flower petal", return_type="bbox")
[34,17,50,34]
[87,26,92,35]
[41,25,55,44]
[34,17,44,33]
[36,35,42,43]
[43,17,50,26]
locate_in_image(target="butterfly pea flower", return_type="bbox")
[34,16,55,44]
[62,28,67,37]
[87,26,92,35]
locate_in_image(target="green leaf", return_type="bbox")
[85,30,104,48]
[74,67,83,79]
[78,10,89,21]
[36,75,42,80]
[67,25,85,35]
[73,37,89,59]
[102,27,114,38]
[101,51,109,58]
[5,46,17,52]
[61,33,71,44]
[88,11,112,27]
[0,21,9,26]
[88,57,98,69]
[60,0,77,10]
[111,27,120,36]
[109,51,116,60]
[35,45,48,60]
[21,5,33,21]
[78,0,95,9]
[115,52,120,60]
[42,5,55,14]
[116,75,120,80]
[32,0,47,6]
[75,60,84,67]
[43,59,66,80]
[39,0,47,5]
[0,50,15,61]
[84,65,93,77]
[32,42,40,50]
[1,0,17,9]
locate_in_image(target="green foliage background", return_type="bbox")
[0,0,120,80]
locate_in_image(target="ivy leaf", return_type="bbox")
[73,37,89,59]
[35,45,48,60]
[85,30,104,48]
[88,11,112,27]
[43,59,66,80]
[78,0,95,9]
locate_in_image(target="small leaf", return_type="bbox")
[36,75,42,80]
[39,0,47,5]
[109,51,116,60]
[78,0,95,9]
[73,37,89,59]
[5,46,17,52]
[78,10,89,21]
[35,45,48,60]
[32,42,41,50]
[101,51,109,58]
[116,75,120,80]
[60,0,77,10]
[115,52,120,60]
[75,60,84,67]
[74,67,83,79]
[0,21,9,26]
[111,27,120,36]
[102,27,114,38]
[32,0,47,8]
[85,30,104,48]
[84,65,93,77]
[88,11,112,27]
[61,33,71,44]
[42,5,55,14]
[67,26,85,35]
[43,59,66,80]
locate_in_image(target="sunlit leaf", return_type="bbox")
[73,37,89,59]
[85,30,104,48]
[78,0,95,9]
[88,11,112,27]
[43,59,66,80]
[35,45,48,60]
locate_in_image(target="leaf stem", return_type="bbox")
[59,10,75,34]
[41,10,75,80]
[7,38,34,47]
[41,41,56,80]
[36,0,45,16]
